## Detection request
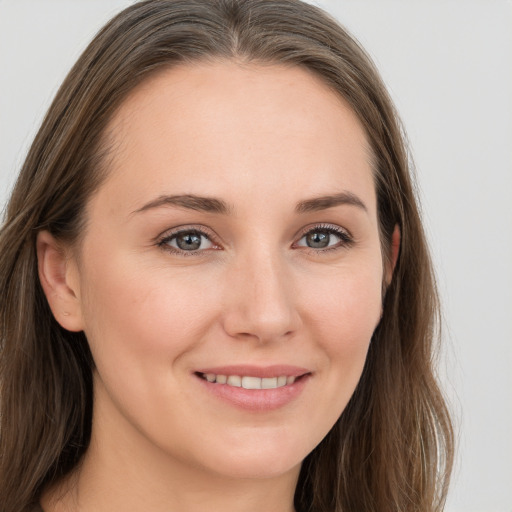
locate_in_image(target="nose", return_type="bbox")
[221,249,301,344]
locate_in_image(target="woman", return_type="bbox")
[0,1,453,511]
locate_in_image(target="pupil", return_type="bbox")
[307,231,329,248]
[177,232,202,250]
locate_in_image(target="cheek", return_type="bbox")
[85,273,207,345]
[78,251,221,387]
[77,260,225,446]
[303,261,383,347]
[299,261,383,410]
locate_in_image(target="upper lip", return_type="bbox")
[194,365,311,379]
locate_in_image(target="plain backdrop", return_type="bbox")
[1,1,511,511]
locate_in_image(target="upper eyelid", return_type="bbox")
[295,223,352,240]
[157,227,219,256]
[157,224,216,242]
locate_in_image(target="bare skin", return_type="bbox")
[38,60,399,512]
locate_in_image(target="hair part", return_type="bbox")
[0,1,453,511]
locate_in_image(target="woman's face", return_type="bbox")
[69,61,387,480]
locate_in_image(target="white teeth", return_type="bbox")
[226,375,242,387]
[261,377,278,389]
[242,376,262,389]
[201,373,300,388]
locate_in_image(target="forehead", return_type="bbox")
[98,60,375,216]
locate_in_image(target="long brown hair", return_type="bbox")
[0,1,453,510]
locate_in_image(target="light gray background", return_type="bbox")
[1,1,511,510]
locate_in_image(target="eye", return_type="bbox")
[295,225,352,251]
[159,228,216,254]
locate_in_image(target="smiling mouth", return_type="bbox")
[196,372,306,389]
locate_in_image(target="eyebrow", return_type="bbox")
[295,191,368,214]
[132,190,367,216]
[132,194,231,215]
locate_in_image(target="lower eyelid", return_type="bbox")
[157,228,216,251]
[294,225,354,250]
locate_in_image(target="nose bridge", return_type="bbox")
[223,243,298,342]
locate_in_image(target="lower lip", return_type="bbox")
[195,374,310,411]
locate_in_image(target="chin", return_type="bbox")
[204,454,303,481]
[184,430,312,481]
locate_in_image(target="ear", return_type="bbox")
[385,224,401,285]
[36,231,84,332]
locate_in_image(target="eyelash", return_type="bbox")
[157,226,219,257]
[157,224,354,257]
[295,224,354,253]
